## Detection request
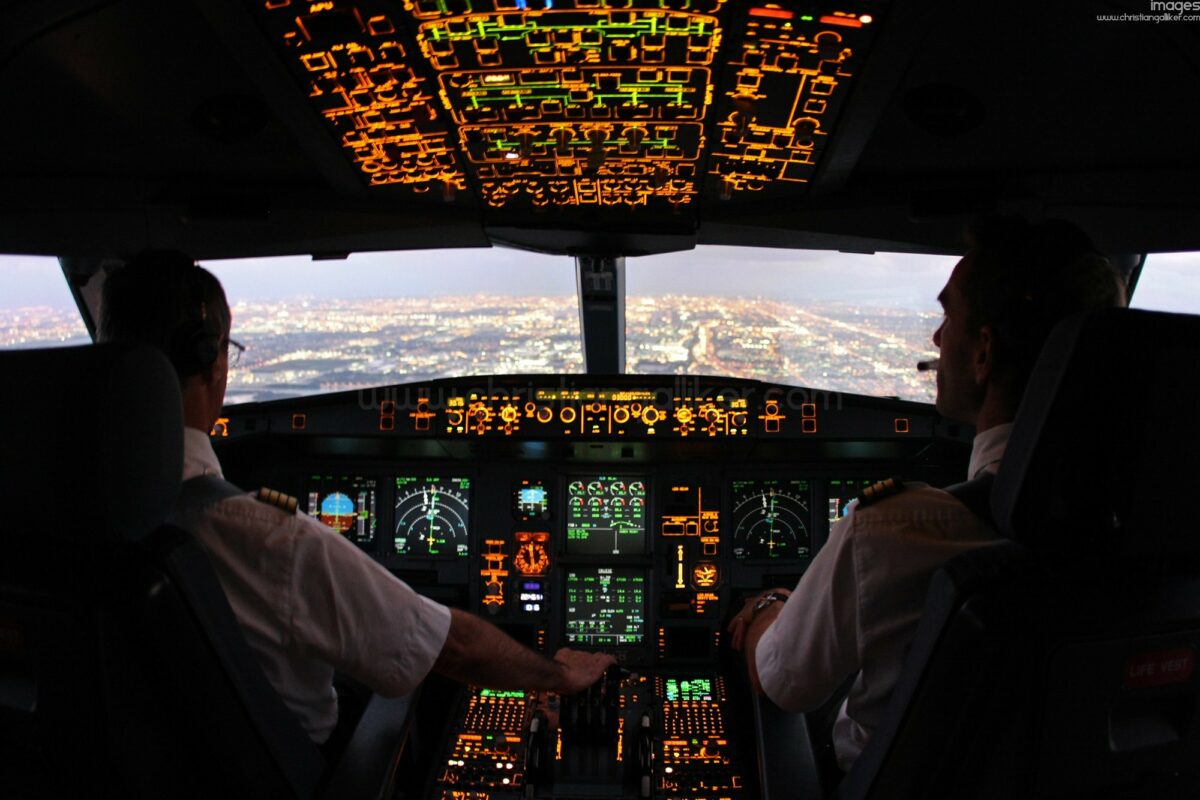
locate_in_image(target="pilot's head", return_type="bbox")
[99,250,231,430]
[932,216,1126,428]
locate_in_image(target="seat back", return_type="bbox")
[841,309,1200,799]
[0,344,323,798]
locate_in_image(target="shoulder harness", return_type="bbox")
[856,476,906,508]
[255,487,299,514]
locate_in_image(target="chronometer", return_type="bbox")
[751,591,788,619]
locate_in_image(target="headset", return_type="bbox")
[167,263,223,377]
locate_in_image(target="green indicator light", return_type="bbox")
[480,688,526,699]
[801,15,814,21]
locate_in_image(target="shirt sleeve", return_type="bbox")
[284,516,452,697]
[755,507,862,712]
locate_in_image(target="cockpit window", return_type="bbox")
[1130,253,1200,315]
[625,247,956,403]
[0,255,89,349]
[202,249,583,404]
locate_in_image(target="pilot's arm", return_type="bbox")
[728,508,861,710]
[287,512,612,702]
[435,609,614,694]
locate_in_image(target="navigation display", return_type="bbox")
[393,476,471,559]
[307,475,378,550]
[730,478,811,560]
[565,475,646,555]
[564,567,646,647]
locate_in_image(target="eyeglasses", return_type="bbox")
[225,338,246,366]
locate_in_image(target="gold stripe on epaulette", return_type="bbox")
[858,477,904,508]
[256,487,298,514]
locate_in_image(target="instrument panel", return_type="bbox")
[216,375,967,799]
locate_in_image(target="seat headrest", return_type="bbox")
[0,343,183,545]
[992,308,1200,561]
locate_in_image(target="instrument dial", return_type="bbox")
[730,479,811,560]
[394,477,470,558]
[514,541,550,575]
[513,479,550,521]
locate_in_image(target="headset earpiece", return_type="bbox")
[170,277,222,376]
[189,301,221,367]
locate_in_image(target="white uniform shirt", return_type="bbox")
[178,428,452,743]
[756,424,1012,770]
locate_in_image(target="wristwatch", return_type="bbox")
[751,591,788,619]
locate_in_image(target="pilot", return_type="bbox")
[99,251,614,753]
[728,217,1126,774]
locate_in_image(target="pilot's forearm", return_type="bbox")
[433,607,564,691]
[744,604,786,695]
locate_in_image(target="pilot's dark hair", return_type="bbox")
[99,250,230,380]
[963,216,1126,385]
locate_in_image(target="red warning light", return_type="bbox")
[820,14,863,27]
[750,7,794,20]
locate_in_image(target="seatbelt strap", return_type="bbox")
[173,474,247,515]
[943,472,996,528]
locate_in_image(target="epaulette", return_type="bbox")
[856,477,906,508]
[255,487,298,514]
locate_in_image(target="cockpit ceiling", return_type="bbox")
[1,0,1199,258]
[257,0,877,224]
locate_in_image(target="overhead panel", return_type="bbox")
[707,6,868,201]
[255,0,882,222]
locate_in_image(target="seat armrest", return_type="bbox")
[322,692,419,800]
[753,694,826,800]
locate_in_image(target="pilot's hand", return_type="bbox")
[726,596,759,652]
[552,648,616,694]
[727,588,791,652]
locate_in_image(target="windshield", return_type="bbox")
[0,255,88,348]
[203,249,583,404]
[1,247,959,404]
[627,247,952,403]
[1130,252,1200,315]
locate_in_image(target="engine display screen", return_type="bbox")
[564,567,646,647]
[565,475,647,555]
[307,475,378,550]
[393,476,471,559]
